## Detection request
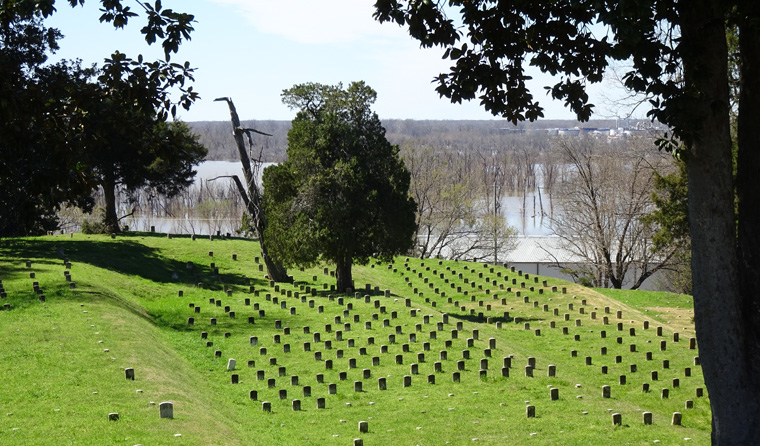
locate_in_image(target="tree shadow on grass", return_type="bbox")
[0,238,268,291]
[449,313,545,324]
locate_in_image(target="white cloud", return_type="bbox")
[207,0,400,45]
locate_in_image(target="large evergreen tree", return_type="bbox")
[263,82,417,292]
[374,1,760,443]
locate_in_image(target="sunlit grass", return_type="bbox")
[0,233,710,445]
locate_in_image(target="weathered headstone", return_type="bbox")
[159,401,173,419]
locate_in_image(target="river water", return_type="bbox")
[123,160,552,237]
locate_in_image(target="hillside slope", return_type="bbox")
[0,234,710,445]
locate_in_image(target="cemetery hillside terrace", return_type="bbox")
[0,233,707,444]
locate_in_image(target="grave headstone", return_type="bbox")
[159,402,173,419]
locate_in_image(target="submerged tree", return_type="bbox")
[263,82,417,292]
[402,143,516,261]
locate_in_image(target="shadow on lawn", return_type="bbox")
[449,312,544,324]
[0,238,268,291]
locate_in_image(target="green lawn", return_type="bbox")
[0,233,710,445]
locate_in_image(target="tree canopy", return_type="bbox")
[0,1,201,235]
[74,63,207,233]
[374,1,760,443]
[263,82,417,292]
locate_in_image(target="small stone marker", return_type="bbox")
[108,412,119,421]
[612,413,622,426]
[358,420,369,433]
[672,412,682,426]
[125,368,135,381]
[227,358,236,371]
[159,401,173,419]
[643,412,653,425]
[526,405,535,418]
[602,385,611,398]
[262,401,271,412]
[550,388,559,401]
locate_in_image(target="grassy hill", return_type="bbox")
[0,234,709,445]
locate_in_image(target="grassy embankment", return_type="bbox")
[0,233,709,445]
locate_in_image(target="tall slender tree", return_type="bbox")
[214,97,289,283]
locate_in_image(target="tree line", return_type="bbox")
[189,118,655,163]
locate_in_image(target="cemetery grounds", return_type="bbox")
[0,233,710,445]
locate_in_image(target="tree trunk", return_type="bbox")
[102,177,120,233]
[216,97,289,283]
[681,2,760,443]
[335,256,353,293]
[734,11,760,444]
[255,209,290,283]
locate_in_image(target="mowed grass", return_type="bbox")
[0,233,711,445]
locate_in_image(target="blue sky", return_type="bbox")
[45,0,622,122]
